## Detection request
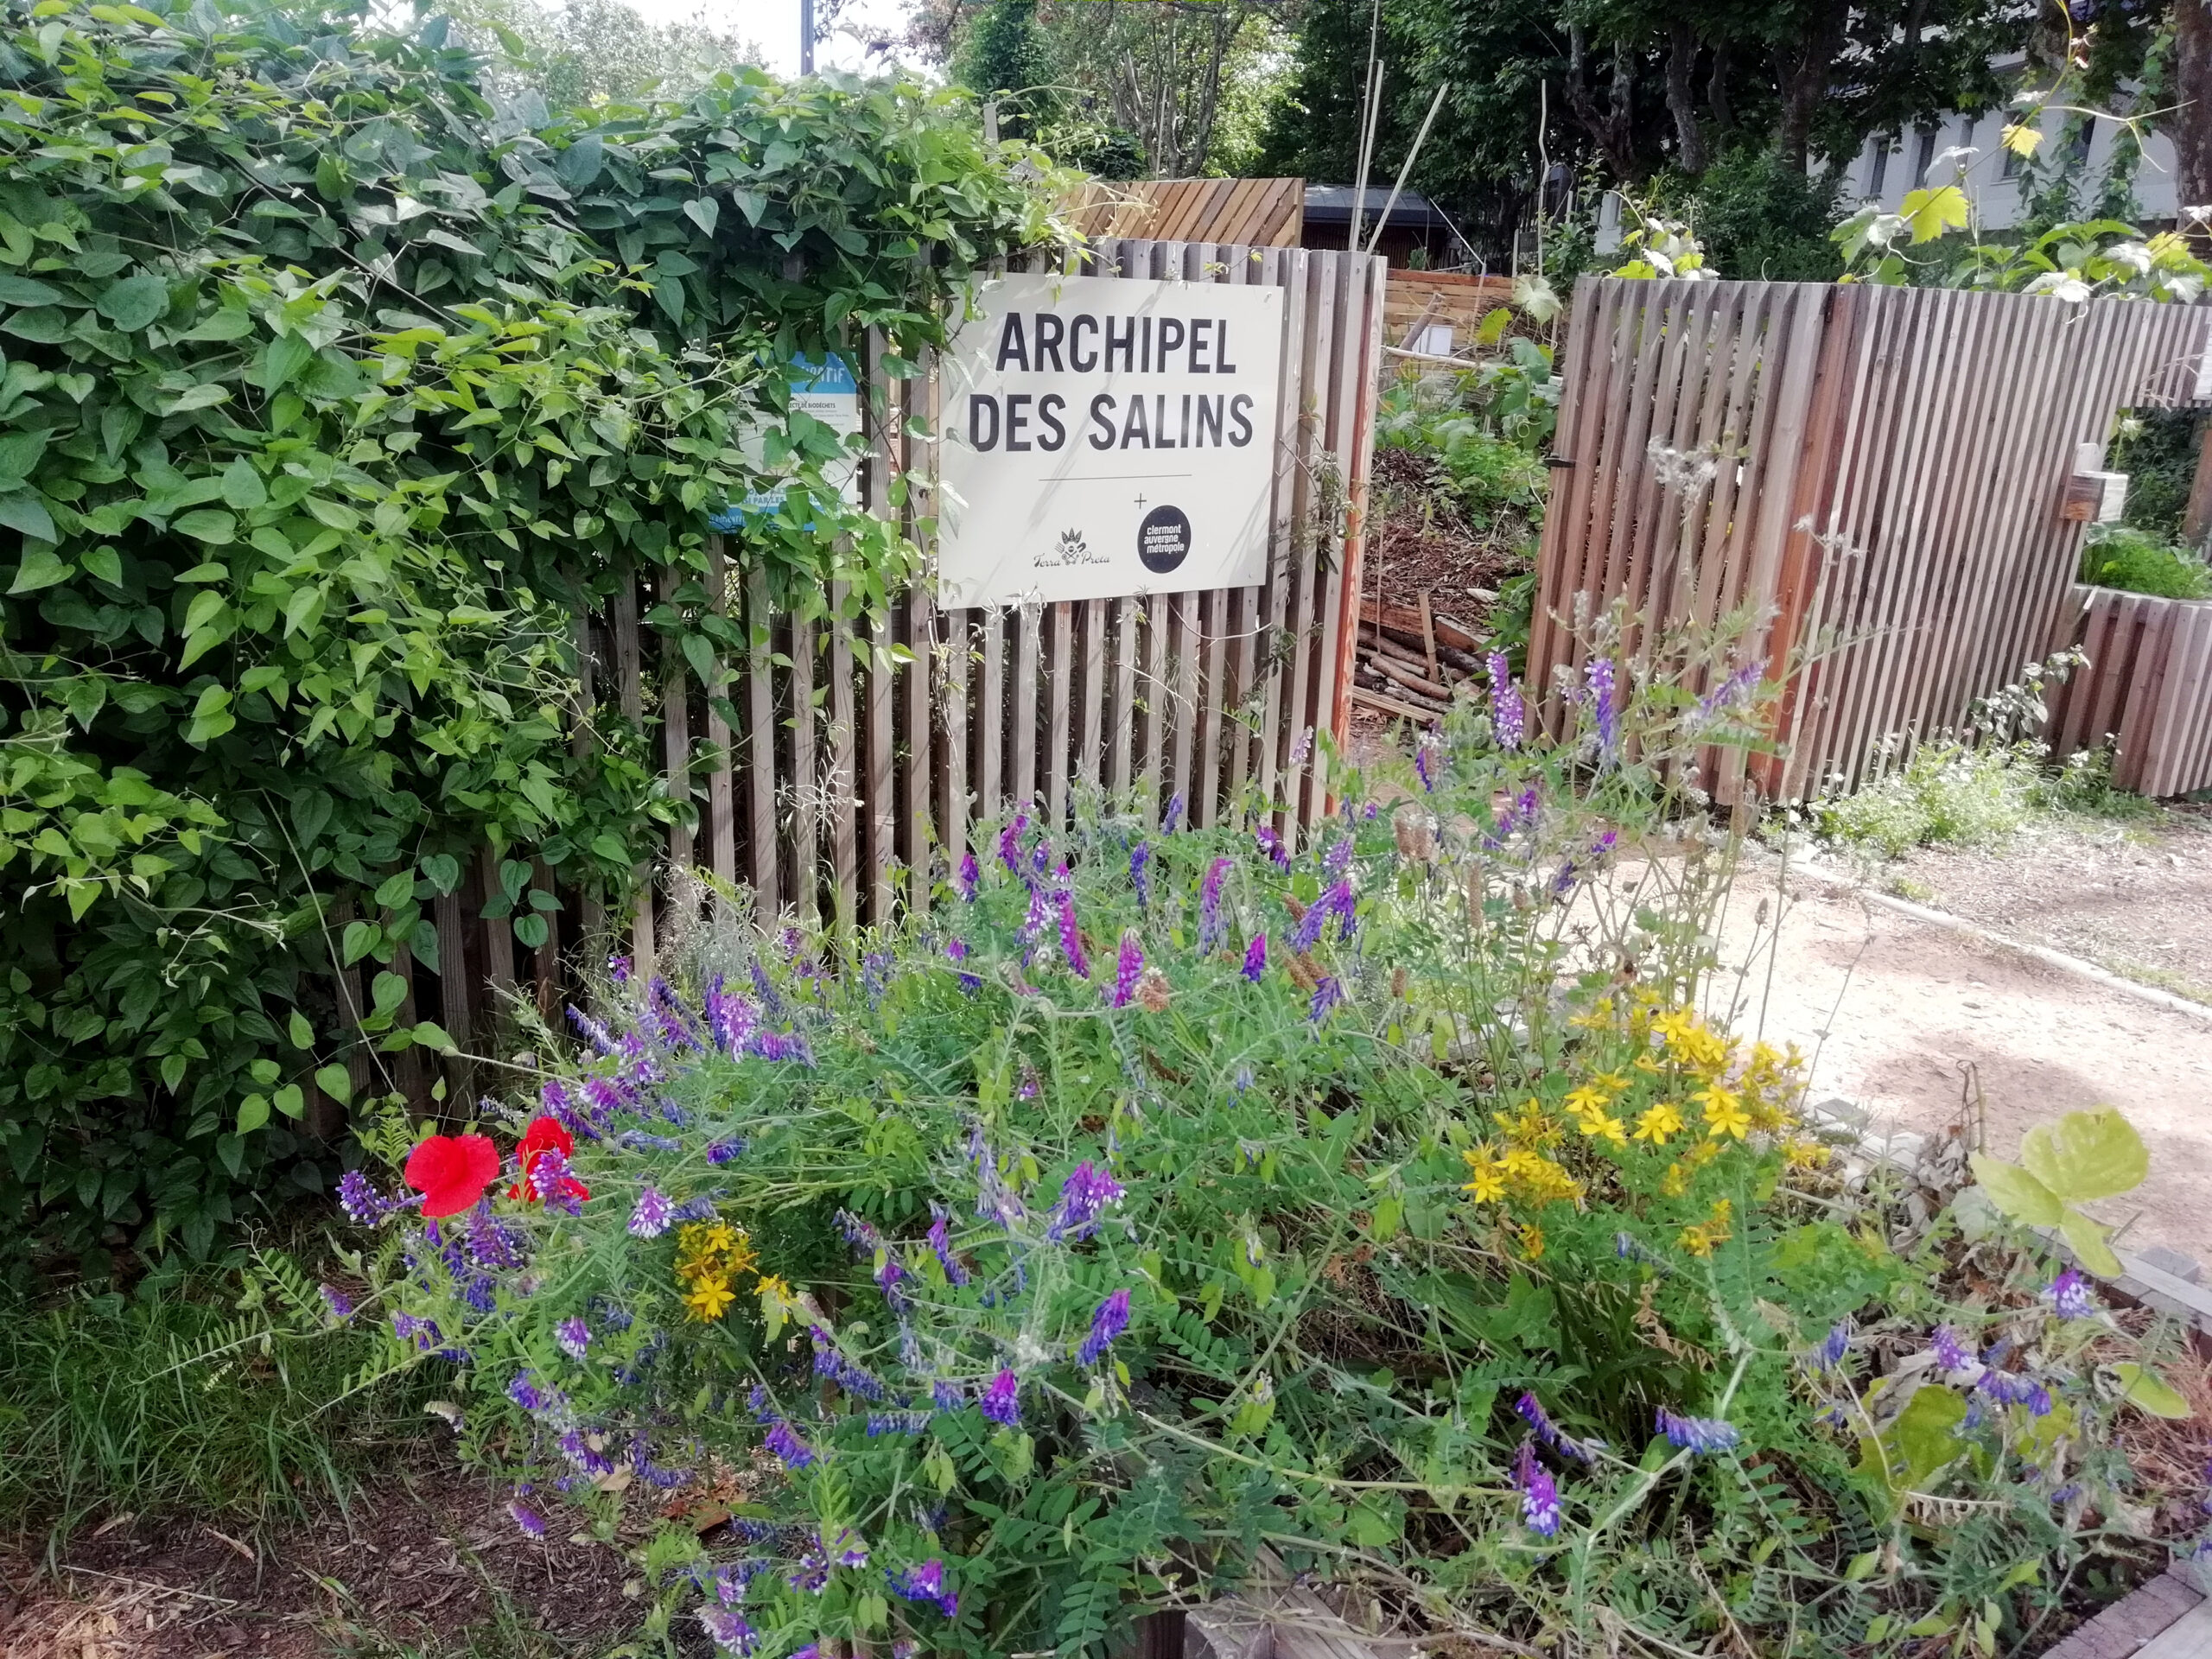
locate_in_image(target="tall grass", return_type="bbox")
[0,1253,427,1548]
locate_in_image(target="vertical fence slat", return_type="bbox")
[747,569,779,908]
[1048,600,1073,829]
[705,537,737,887]
[791,614,817,926]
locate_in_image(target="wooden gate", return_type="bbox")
[370,238,1382,1105]
[1529,277,2212,802]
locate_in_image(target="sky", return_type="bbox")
[632,0,928,78]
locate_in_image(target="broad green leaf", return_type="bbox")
[0,492,58,543]
[2110,1361,2193,1420]
[422,853,461,894]
[262,332,315,391]
[374,870,415,908]
[2020,1108,2147,1201]
[371,970,409,1015]
[173,509,237,544]
[410,1020,456,1053]
[272,1083,304,1120]
[315,1064,353,1105]
[1885,1382,1967,1488]
[2001,123,2044,159]
[513,912,550,949]
[682,196,719,237]
[340,918,378,966]
[236,1092,270,1134]
[220,457,267,509]
[0,273,65,305]
[2059,1205,2122,1279]
[1966,1156,2063,1226]
[162,383,230,414]
[97,272,170,331]
[9,546,67,593]
[288,1010,314,1048]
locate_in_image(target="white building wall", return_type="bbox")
[1839,108,2181,231]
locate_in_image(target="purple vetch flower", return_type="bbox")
[1243,933,1268,982]
[1515,1393,1604,1462]
[970,1125,1027,1226]
[706,1135,747,1164]
[1129,841,1152,907]
[836,1208,886,1255]
[1323,836,1354,878]
[508,1370,551,1413]
[1655,1406,1740,1454]
[1048,1160,1126,1243]
[830,1529,870,1568]
[567,1003,619,1056]
[628,1187,673,1239]
[1078,1287,1131,1365]
[1694,658,1766,728]
[557,1429,614,1477]
[696,1606,757,1653]
[555,1317,590,1359]
[2048,1268,2094,1321]
[1809,1320,1853,1370]
[861,950,896,1006]
[1976,1368,2054,1416]
[1515,1442,1562,1538]
[1255,825,1289,869]
[868,1410,933,1436]
[1930,1325,1974,1375]
[319,1283,353,1321]
[1289,727,1314,766]
[1109,932,1144,1008]
[956,850,980,900]
[787,1545,830,1594]
[337,1169,401,1227]
[981,1368,1022,1427]
[1414,726,1440,791]
[998,813,1029,873]
[1199,856,1231,950]
[1586,657,1618,758]
[1164,792,1185,834]
[1308,976,1344,1023]
[764,1418,817,1470]
[1057,891,1091,979]
[887,1559,959,1618]
[927,1202,970,1286]
[607,953,632,985]
[1488,652,1525,750]
[531,1148,582,1215]
[932,1378,966,1410]
[1020,881,1051,944]
[510,1500,548,1539]
[946,938,982,995]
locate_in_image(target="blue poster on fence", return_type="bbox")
[707,354,861,531]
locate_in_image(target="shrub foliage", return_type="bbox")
[0,0,1058,1270]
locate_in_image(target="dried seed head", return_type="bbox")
[1135,966,1173,1012]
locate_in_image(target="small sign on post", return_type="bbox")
[707,355,861,530]
[936,272,1284,607]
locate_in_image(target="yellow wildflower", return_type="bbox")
[1588,1071,1633,1095]
[1650,1007,1700,1046]
[1461,1148,1507,1202]
[1562,1085,1611,1118]
[1632,1050,1665,1074]
[1569,996,1618,1030]
[1517,1222,1546,1261]
[1574,1109,1628,1149]
[683,1274,735,1321]
[1680,1198,1733,1257]
[1632,1102,1685,1145]
[1678,1224,1719,1257]
[1699,1085,1751,1141]
[1662,1160,1691,1198]
[1493,1098,1558,1147]
[1783,1136,1829,1171]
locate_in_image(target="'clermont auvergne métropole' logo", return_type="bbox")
[1137,505,1192,574]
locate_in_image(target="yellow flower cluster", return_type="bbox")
[675,1220,760,1323]
[1677,1197,1733,1257]
[1461,1143,1584,1206]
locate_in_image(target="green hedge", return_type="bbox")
[0,0,1062,1276]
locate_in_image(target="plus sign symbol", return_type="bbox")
[1132,492,1148,512]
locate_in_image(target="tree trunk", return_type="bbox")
[1564,24,1641,180]
[1772,10,1846,172]
[1666,18,1707,175]
[2175,0,2212,245]
[1707,41,1733,139]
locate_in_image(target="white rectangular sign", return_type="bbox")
[936,272,1283,607]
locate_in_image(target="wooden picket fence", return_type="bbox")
[1529,276,2212,803]
[1065,177,1306,247]
[340,238,1385,1109]
[2048,586,2212,798]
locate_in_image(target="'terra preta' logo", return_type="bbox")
[1058,527,1088,562]
[1137,505,1192,574]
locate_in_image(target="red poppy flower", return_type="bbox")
[509,1114,590,1204]
[404,1133,502,1218]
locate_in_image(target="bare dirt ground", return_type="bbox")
[1869,803,2212,1004]
[1717,838,2212,1264]
[0,1471,639,1659]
